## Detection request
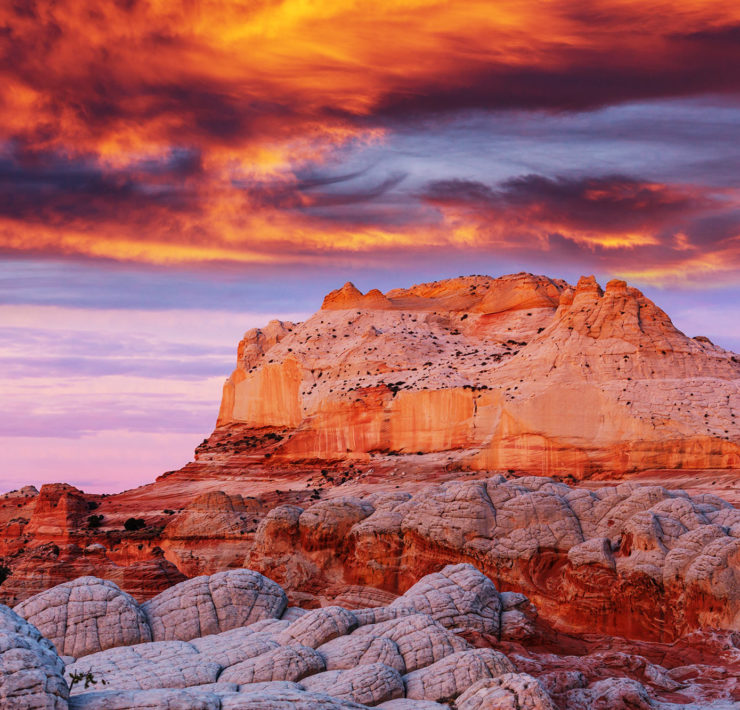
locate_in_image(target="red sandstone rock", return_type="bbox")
[0,542,185,607]
[25,484,90,541]
[240,476,740,641]
[160,491,262,577]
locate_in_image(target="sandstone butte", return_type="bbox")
[1,272,740,709]
[217,272,740,474]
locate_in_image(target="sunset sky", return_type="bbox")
[2,0,740,492]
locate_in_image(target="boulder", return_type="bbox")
[218,644,325,684]
[142,569,286,642]
[13,577,151,658]
[455,674,556,710]
[352,614,469,672]
[564,677,655,710]
[0,604,69,709]
[220,687,369,709]
[301,663,405,705]
[391,564,502,636]
[318,634,406,673]
[68,688,220,709]
[189,627,279,668]
[276,606,358,648]
[65,640,220,694]
[403,649,514,701]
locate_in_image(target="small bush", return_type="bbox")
[87,514,104,529]
[69,671,107,690]
[124,517,146,532]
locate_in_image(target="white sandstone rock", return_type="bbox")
[142,569,287,642]
[13,577,151,658]
[455,673,556,710]
[403,648,514,701]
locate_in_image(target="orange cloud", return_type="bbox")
[3,0,740,281]
[5,0,740,153]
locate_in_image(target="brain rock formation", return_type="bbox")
[0,604,69,709]
[5,566,733,710]
[245,476,740,640]
[13,577,152,658]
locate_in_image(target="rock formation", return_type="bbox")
[140,569,287,642]
[14,577,152,658]
[1,272,739,708]
[160,492,264,577]
[244,475,740,640]
[24,485,90,541]
[4,566,737,709]
[0,604,69,709]
[214,273,740,475]
[0,483,186,607]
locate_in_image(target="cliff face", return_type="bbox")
[214,273,740,475]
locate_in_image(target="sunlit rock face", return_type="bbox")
[215,273,740,475]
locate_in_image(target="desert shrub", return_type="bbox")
[69,670,107,690]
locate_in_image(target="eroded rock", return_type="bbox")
[218,644,325,684]
[65,640,220,694]
[301,663,405,705]
[403,649,515,701]
[276,605,358,648]
[455,673,556,710]
[142,569,286,642]
[391,564,502,636]
[0,605,69,709]
[68,688,220,709]
[13,577,151,658]
[352,613,469,672]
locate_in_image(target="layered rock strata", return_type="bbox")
[214,273,740,475]
[0,483,186,607]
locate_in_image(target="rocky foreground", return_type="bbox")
[3,565,739,709]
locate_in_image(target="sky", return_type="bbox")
[1,0,740,493]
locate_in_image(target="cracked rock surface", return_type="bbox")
[0,604,69,709]
[141,569,287,642]
[13,577,151,658]
[6,566,739,709]
[455,674,556,710]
